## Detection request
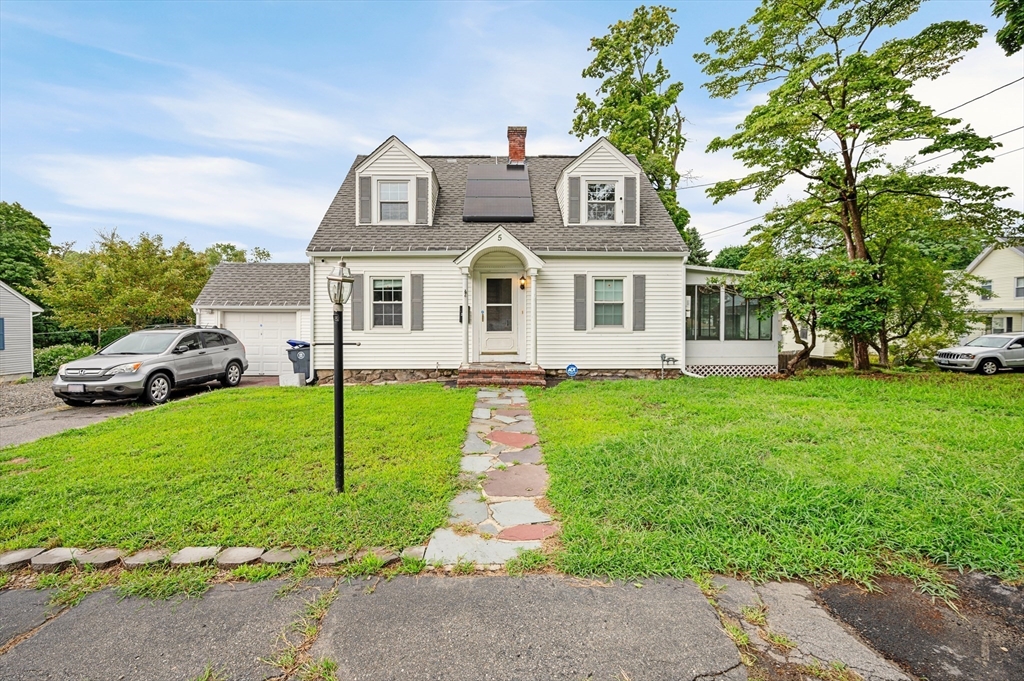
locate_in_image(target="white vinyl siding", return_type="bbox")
[967,247,1024,313]
[362,145,427,175]
[0,284,37,379]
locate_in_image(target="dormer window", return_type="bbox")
[379,181,409,222]
[587,182,617,221]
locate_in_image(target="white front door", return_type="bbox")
[476,275,519,359]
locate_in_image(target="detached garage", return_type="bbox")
[193,263,310,377]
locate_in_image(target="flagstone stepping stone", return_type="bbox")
[477,391,500,398]
[501,420,536,434]
[493,414,517,425]
[490,500,551,527]
[471,408,491,420]
[495,408,532,417]
[487,431,539,449]
[462,432,490,454]
[261,548,307,565]
[314,552,352,567]
[0,548,44,572]
[76,548,123,569]
[488,443,507,454]
[169,546,220,567]
[449,491,488,524]
[461,456,493,474]
[498,446,542,465]
[498,524,558,541]
[468,422,492,434]
[31,548,81,573]
[372,548,400,566]
[122,549,168,570]
[483,464,548,497]
[478,521,501,536]
[216,547,264,568]
[424,529,541,565]
[401,546,426,561]
[482,398,512,405]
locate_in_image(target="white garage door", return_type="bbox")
[222,311,296,376]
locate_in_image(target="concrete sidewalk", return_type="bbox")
[0,576,745,681]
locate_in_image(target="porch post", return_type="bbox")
[529,267,539,369]
[461,268,470,366]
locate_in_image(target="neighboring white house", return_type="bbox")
[0,280,44,382]
[300,127,778,384]
[193,263,310,376]
[780,325,843,359]
[962,244,1024,338]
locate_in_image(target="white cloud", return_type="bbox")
[27,154,329,236]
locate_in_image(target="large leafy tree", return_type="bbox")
[34,231,211,332]
[0,202,51,298]
[204,242,271,270]
[710,244,752,269]
[738,255,885,375]
[572,5,709,262]
[993,0,1024,55]
[696,0,1021,369]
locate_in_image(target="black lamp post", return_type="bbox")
[326,263,354,493]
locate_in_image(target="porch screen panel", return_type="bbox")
[696,286,720,340]
[724,291,747,340]
[685,285,695,340]
[747,298,772,340]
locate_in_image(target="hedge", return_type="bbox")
[34,344,96,377]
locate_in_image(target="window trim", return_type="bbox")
[580,176,624,224]
[980,280,993,301]
[365,274,410,332]
[593,277,625,328]
[376,178,411,224]
[1015,276,1024,299]
[586,272,632,333]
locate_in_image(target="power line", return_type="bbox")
[936,77,1024,116]
[680,78,1024,190]
[908,125,1024,168]
[993,146,1023,159]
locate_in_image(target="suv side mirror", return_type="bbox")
[1009,342,1023,349]
[175,344,190,354]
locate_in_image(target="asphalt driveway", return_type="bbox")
[0,376,279,449]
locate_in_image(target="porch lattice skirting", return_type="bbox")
[685,364,777,377]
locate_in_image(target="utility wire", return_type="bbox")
[679,78,1024,190]
[908,125,1024,168]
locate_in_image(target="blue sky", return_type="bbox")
[1,1,1021,262]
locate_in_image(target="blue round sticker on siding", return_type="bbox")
[566,364,578,377]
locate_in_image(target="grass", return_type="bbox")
[528,372,1024,584]
[116,566,217,600]
[0,384,475,553]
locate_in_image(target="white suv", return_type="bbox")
[934,333,1024,375]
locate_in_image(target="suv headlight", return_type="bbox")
[58,364,68,375]
[104,362,143,375]
[962,354,975,360]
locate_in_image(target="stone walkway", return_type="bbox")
[424,388,556,566]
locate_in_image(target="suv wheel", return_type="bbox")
[144,373,172,404]
[220,361,242,388]
[978,358,1000,376]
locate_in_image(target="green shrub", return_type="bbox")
[34,344,96,376]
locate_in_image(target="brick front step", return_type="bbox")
[457,367,546,388]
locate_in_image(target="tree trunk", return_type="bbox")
[852,336,871,370]
[877,336,890,368]
[782,312,815,377]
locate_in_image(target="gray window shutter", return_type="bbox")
[633,274,646,331]
[568,177,581,224]
[574,274,587,330]
[359,177,371,224]
[624,176,637,224]
[411,273,424,331]
[350,274,364,331]
[415,177,428,225]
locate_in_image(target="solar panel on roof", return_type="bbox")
[462,164,534,222]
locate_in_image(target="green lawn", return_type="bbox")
[0,384,475,553]
[528,373,1024,584]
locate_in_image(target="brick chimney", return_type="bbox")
[507,126,527,165]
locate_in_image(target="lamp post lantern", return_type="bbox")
[326,263,354,493]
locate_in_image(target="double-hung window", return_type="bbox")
[378,181,409,222]
[1016,276,1024,298]
[372,279,403,327]
[586,182,616,222]
[594,278,624,327]
[980,280,993,301]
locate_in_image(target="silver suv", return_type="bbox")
[933,332,1024,375]
[52,327,248,406]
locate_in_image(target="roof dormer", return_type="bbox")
[355,136,439,226]
[557,138,642,227]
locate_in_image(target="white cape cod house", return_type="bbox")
[299,127,778,385]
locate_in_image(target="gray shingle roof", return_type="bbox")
[307,155,686,254]
[194,263,309,307]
